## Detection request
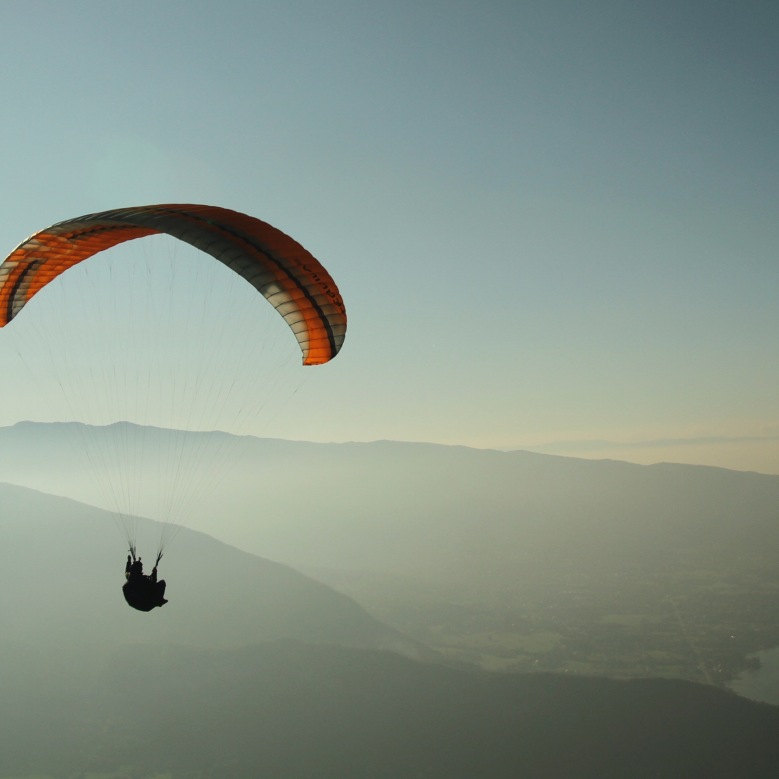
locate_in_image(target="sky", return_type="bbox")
[0,0,777,469]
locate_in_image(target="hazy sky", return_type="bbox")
[0,1,777,460]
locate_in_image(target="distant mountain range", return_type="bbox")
[2,420,779,583]
[0,481,432,659]
[501,433,779,473]
[505,434,779,453]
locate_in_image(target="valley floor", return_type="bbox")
[308,549,779,685]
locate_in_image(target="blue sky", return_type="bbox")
[0,0,777,460]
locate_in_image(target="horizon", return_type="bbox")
[6,417,779,475]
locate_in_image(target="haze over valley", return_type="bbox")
[3,479,779,777]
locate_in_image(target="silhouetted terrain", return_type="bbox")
[1,640,778,779]
[1,436,778,777]
[3,422,779,681]
[0,481,431,659]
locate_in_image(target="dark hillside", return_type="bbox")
[1,640,778,779]
[0,482,430,658]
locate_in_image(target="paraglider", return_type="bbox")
[0,204,347,611]
[123,553,168,611]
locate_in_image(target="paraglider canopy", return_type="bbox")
[0,204,347,365]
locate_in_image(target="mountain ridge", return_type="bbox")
[3,420,779,577]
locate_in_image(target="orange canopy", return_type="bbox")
[0,204,346,365]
